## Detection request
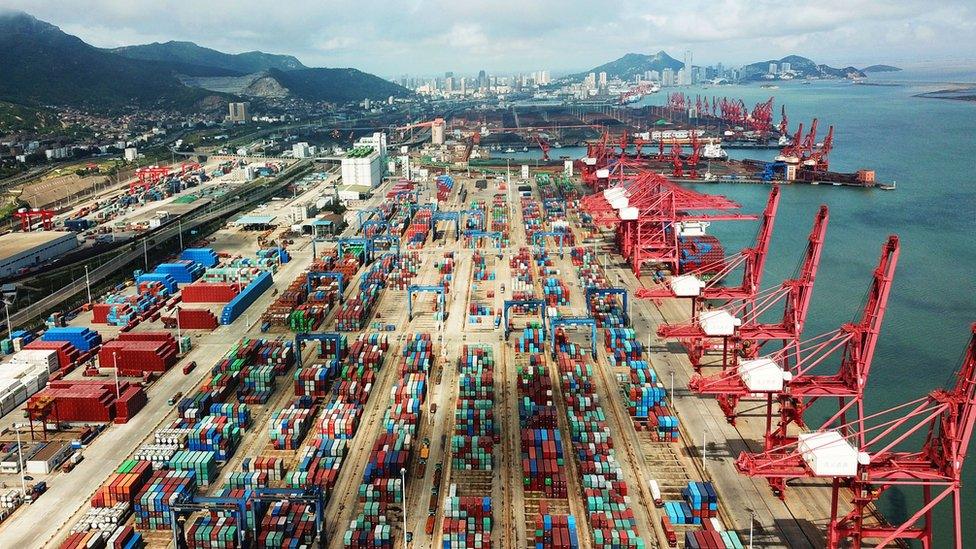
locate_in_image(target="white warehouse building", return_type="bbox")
[340,147,383,189]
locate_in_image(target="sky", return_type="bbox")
[2,0,974,77]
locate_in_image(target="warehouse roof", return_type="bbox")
[232,214,276,225]
[0,231,77,262]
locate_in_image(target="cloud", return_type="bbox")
[1,0,973,74]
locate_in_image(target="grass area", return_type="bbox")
[0,101,59,133]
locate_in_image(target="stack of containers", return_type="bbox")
[180,248,220,268]
[518,360,567,498]
[515,328,545,354]
[543,277,570,306]
[604,329,644,363]
[188,415,241,461]
[186,514,238,548]
[135,272,178,294]
[133,470,196,530]
[41,327,101,353]
[98,332,178,375]
[91,460,152,508]
[287,438,345,490]
[336,282,382,332]
[258,500,317,546]
[405,209,431,247]
[269,407,312,450]
[243,456,286,483]
[557,352,645,549]
[680,481,718,524]
[23,339,78,371]
[442,486,492,548]
[534,510,581,549]
[178,308,220,330]
[678,236,726,276]
[436,175,454,201]
[471,252,494,281]
[155,261,205,283]
[181,282,240,303]
[241,364,276,403]
[344,333,421,548]
[169,450,219,486]
[220,271,273,325]
[453,345,494,471]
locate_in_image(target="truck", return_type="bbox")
[182,361,197,375]
[28,482,47,502]
[167,391,183,406]
[61,451,84,472]
[415,437,430,478]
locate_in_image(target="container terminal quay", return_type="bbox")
[0,117,969,549]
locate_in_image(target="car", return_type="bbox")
[23,476,33,481]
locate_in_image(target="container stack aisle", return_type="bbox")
[341,333,430,548]
[442,343,496,548]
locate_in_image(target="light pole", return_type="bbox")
[84,264,92,305]
[178,219,184,251]
[14,423,26,497]
[3,301,11,340]
[175,308,182,344]
[400,467,408,547]
[749,512,755,548]
[669,371,675,407]
[702,429,707,469]
[143,239,149,271]
[112,352,121,399]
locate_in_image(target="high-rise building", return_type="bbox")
[662,68,675,87]
[677,68,687,86]
[650,70,660,82]
[445,71,454,78]
[584,72,597,90]
[478,70,487,90]
[769,63,778,75]
[780,62,791,73]
[598,71,607,87]
[228,102,250,123]
[683,50,693,85]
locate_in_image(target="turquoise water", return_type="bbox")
[502,75,976,545]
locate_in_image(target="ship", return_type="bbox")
[702,142,728,160]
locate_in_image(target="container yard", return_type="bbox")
[0,140,968,549]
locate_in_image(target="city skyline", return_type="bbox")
[1,0,973,75]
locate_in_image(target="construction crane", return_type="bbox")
[689,236,899,469]
[736,323,976,549]
[635,186,780,316]
[779,105,789,136]
[13,208,55,232]
[657,205,829,371]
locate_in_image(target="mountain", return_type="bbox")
[0,11,219,110]
[112,41,306,75]
[579,51,684,80]
[862,64,902,73]
[261,68,409,102]
[740,55,866,81]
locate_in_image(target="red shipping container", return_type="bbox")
[181,282,240,303]
[24,340,78,370]
[178,308,219,330]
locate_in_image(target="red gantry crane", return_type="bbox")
[689,236,899,463]
[635,186,780,316]
[131,166,171,195]
[580,170,755,277]
[736,323,976,549]
[657,205,829,371]
[534,134,552,161]
[13,208,55,231]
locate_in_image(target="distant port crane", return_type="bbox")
[736,323,976,549]
[13,208,55,232]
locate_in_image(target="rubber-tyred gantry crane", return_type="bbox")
[657,205,829,371]
[131,166,171,194]
[13,208,55,232]
[736,323,976,549]
[635,185,781,318]
[689,236,899,465]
